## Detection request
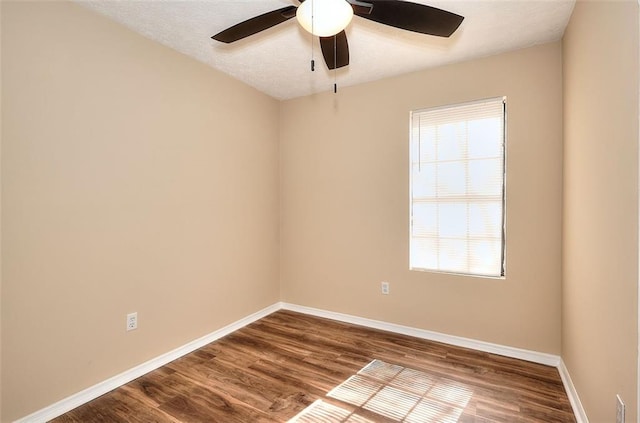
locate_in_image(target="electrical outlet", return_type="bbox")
[126,312,138,331]
[616,394,625,423]
[381,281,390,295]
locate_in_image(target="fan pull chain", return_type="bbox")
[310,0,315,72]
[333,34,337,93]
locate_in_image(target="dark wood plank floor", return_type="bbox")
[52,310,576,422]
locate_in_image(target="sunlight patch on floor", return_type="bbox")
[327,375,382,407]
[290,400,375,423]
[288,359,473,422]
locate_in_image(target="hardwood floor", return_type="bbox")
[52,310,576,422]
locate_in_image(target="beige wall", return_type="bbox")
[0,2,280,421]
[562,1,639,421]
[0,1,3,420]
[280,43,564,354]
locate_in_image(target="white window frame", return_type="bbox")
[409,97,507,278]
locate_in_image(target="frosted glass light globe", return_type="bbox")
[296,0,354,37]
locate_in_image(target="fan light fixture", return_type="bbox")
[296,0,354,37]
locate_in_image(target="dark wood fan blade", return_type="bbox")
[319,31,349,70]
[354,0,463,37]
[212,6,298,43]
[346,0,374,15]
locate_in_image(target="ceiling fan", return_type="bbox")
[211,0,464,71]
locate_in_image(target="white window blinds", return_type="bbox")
[410,97,506,277]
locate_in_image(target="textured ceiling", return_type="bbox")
[77,0,575,100]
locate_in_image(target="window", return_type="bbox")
[409,97,506,277]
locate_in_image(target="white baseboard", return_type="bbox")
[14,302,281,423]
[558,359,590,423]
[281,302,561,367]
[17,301,584,422]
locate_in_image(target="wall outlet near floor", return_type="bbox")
[381,281,390,295]
[126,312,138,331]
[616,394,625,423]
